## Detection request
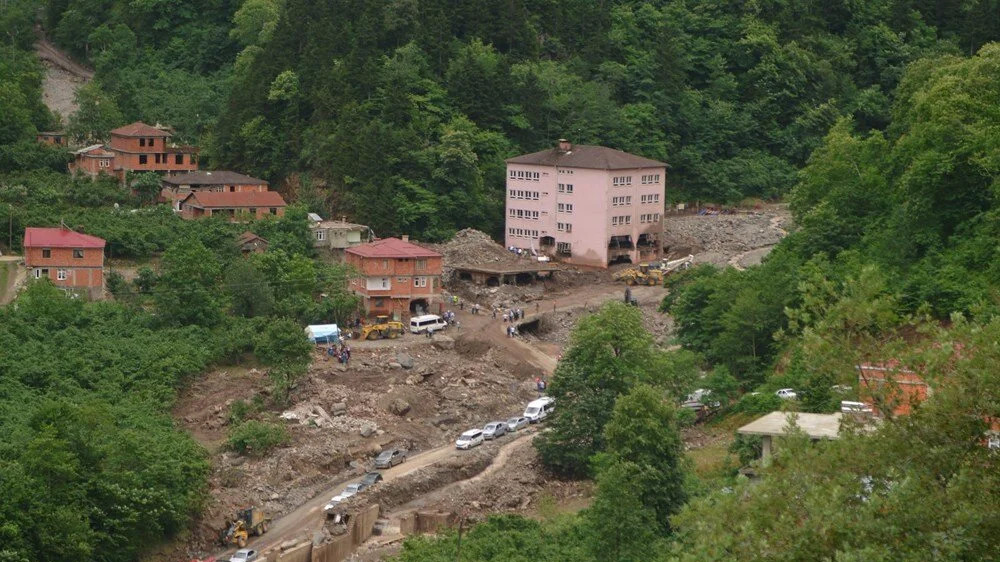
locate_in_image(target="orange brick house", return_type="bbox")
[857,362,930,417]
[36,131,67,146]
[23,227,106,298]
[161,170,269,210]
[69,121,199,180]
[345,237,443,318]
[179,191,287,221]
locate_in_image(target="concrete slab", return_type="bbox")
[737,411,842,440]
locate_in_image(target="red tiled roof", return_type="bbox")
[24,227,106,248]
[110,122,171,137]
[346,237,441,259]
[182,191,287,208]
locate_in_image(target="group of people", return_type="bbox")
[326,341,352,364]
[499,307,525,322]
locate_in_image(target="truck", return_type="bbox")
[219,507,271,548]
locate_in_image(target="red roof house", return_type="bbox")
[23,227,106,297]
[345,237,443,317]
[179,191,287,221]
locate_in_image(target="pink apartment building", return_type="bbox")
[505,140,666,267]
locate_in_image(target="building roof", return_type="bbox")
[506,143,666,170]
[162,170,268,187]
[73,144,114,157]
[110,121,171,137]
[24,227,106,249]
[181,191,287,208]
[737,411,843,440]
[312,220,368,231]
[346,237,441,259]
[237,231,268,244]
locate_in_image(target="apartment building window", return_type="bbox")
[640,194,661,204]
[612,216,632,226]
[641,174,661,184]
[73,249,84,259]
[557,242,571,254]
[42,248,51,258]
[414,276,428,288]
[558,203,573,213]
[510,170,541,181]
[565,184,573,194]
[557,222,573,233]
[57,269,68,281]
[612,196,633,207]
[509,208,516,217]
[612,176,633,187]
[139,155,147,165]
[558,169,574,175]
[315,230,326,241]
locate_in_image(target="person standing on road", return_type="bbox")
[535,302,540,314]
[492,308,497,319]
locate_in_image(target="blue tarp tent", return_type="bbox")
[305,324,340,343]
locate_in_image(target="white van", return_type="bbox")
[410,314,447,334]
[524,397,555,423]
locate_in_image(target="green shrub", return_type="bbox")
[227,420,289,456]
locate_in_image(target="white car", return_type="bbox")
[524,396,555,423]
[231,549,259,562]
[776,388,798,400]
[323,483,362,512]
[455,429,484,449]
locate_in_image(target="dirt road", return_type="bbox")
[224,430,538,557]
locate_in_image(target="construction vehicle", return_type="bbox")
[355,315,405,340]
[219,507,270,548]
[613,263,665,286]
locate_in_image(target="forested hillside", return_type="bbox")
[32,0,1000,240]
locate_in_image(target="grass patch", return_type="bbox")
[687,439,732,478]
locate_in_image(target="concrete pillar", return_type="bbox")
[761,435,772,465]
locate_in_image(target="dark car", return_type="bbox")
[360,472,383,488]
[374,448,407,469]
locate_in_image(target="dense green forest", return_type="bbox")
[21,0,1000,240]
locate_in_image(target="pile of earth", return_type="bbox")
[662,210,789,266]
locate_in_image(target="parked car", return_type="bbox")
[506,416,529,432]
[374,448,407,469]
[776,388,798,400]
[324,483,362,511]
[524,396,555,423]
[360,472,384,488]
[840,401,874,415]
[455,429,484,449]
[685,388,712,403]
[483,421,508,440]
[230,549,258,562]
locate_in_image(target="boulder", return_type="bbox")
[388,362,403,369]
[395,352,415,369]
[360,423,377,438]
[388,398,411,416]
[331,402,347,416]
[432,339,454,351]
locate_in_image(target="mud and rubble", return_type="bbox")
[662,207,791,267]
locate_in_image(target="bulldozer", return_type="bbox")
[219,507,270,548]
[613,263,665,286]
[356,315,406,340]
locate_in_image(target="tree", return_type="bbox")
[601,384,687,531]
[154,238,224,326]
[67,83,124,144]
[130,171,162,206]
[585,460,660,562]
[536,302,662,478]
[225,258,275,317]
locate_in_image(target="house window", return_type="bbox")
[139,138,146,147]
[175,154,183,165]
[414,276,427,288]
[139,155,147,165]
[149,138,156,147]
[374,298,385,308]
[249,208,257,215]
[366,277,391,290]
[416,259,427,270]
[73,249,84,259]
[57,269,68,281]
[42,248,51,258]
[315,230,326,241]
[33,268,42,279]
[382,260,389,269]
[269,208,278,214]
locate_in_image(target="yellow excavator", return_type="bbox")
[357,315,406,340]
[219,507,270,548]
[613,263,665,286]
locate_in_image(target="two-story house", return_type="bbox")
[23,227,106,298]
[69,121,199,180]
[345,237,443,318]
[161,170,269,211]
[179,191,287,221]
[505,140,667,267]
